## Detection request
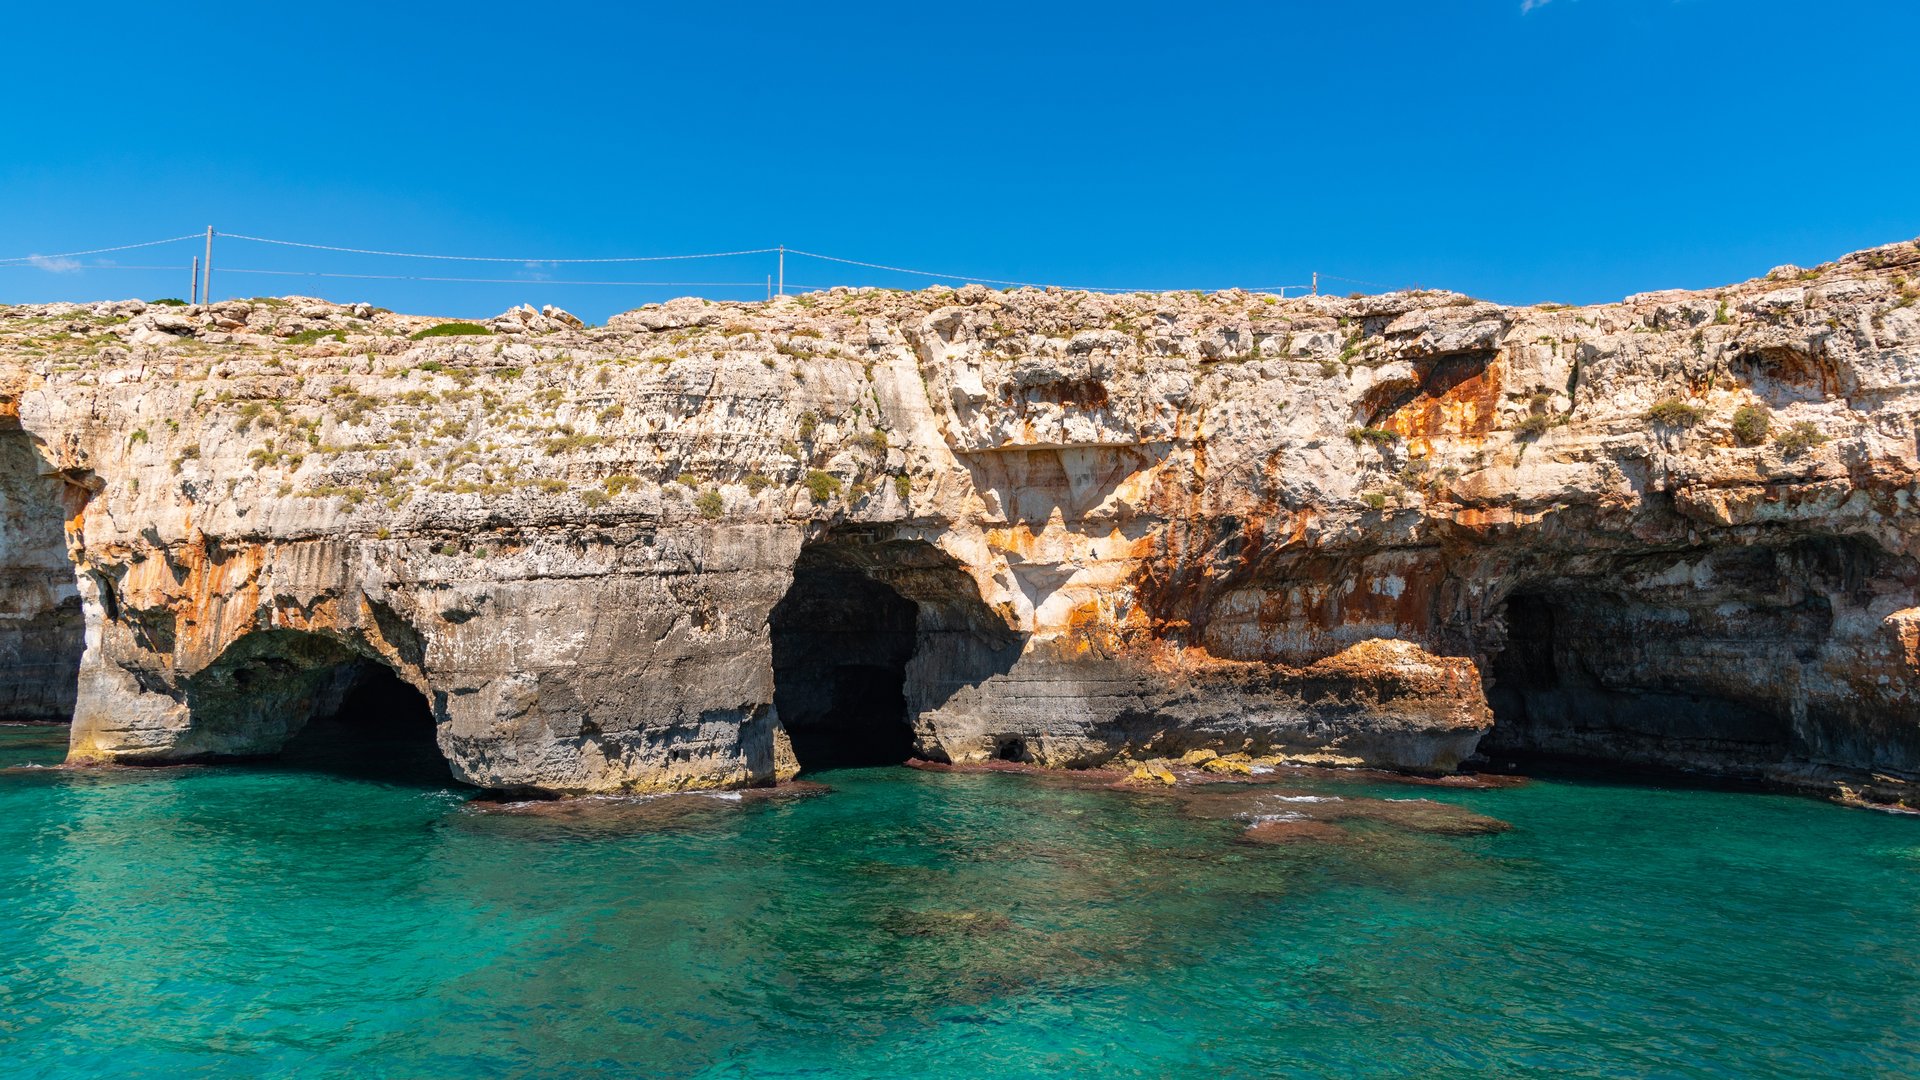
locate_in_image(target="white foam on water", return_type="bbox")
[1243,811,1308,826]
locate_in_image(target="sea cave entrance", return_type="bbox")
[769,533,1021,773]
[1482,587,1795,773]
[189,630,459,786]
[278,661,453,784]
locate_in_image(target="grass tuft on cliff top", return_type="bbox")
[409,322,492,341]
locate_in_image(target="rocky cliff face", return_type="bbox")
[4,239,1918,806]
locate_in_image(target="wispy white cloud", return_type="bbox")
[28,254,82,273]
[1521,0,1553,10]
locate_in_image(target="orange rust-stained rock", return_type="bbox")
[5,238,1920,803]
[1376,352,1505,452]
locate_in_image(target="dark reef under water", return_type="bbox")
[1,723,1917,1077]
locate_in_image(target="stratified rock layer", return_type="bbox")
[2,240,1917,805]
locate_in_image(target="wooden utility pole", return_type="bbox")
[191,256,200,305]
[202,227,214,304]
[777,245,784,297]
[1311,271,1318,296]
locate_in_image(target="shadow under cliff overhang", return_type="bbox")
[174,626,462,786]
[955,442,1172,530]
[1478,534,1920,780]
[0,420,85,723]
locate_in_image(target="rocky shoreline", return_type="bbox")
[2,238,1917,808]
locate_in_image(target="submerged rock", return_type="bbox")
[1,241,1918,805]
[880,908,1017,939]
[1241,818,1352,845]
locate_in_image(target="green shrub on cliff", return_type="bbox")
[1645,398,1705,426]
[695,490,724,520]
[1775,421,1829,456]
[1345,427,1399,446]
[805,470,841,503]
[409,322,491,341]
[1730,404,1771,445]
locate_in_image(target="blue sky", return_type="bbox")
[3,0,1915,320]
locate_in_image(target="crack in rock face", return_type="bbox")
[5,240,1920,807]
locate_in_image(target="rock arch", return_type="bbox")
[769,530,1024,772]
[181,629,456,782]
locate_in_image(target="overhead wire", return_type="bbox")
[0,264,191,273]
[0,234,202,265]
[219,233,779,265]
[218,267,770,287]
[1,230,1385,296]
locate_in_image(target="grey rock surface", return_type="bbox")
[0,240,1915,806]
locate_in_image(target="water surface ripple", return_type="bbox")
[1,726,1916,1077]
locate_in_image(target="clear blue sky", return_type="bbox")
[4,1,1915,321]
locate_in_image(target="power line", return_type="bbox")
[0,228,1379,296]
[0,234,202,265]
[786,247,1141,292]
[220,233,779,265]
[1316,272,1401,289]
[787,245,1313,292]
[219,267,770,287]
[0,264,188,273]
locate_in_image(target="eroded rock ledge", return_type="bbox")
[3,240,1918,807]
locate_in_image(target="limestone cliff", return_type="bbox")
[3,238,1917,806]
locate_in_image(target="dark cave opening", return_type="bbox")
[187,630,461,786]
[1483,589,1794,773]
[278,657,453,780]
[770,548,920,772]
[277,660,457,786]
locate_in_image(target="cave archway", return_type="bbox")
[769,532,1022,773]
[187,630,458,786]
[1483,586,1795,773]
[0,424,85,723]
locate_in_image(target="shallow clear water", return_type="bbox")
[2,724,1917,1078]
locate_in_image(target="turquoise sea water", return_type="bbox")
[2,724,1917,1078]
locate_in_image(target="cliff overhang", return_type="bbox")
[2,240,1917,809]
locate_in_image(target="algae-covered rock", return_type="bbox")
[4,238,1919,804]
[1128,760,1179,786]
